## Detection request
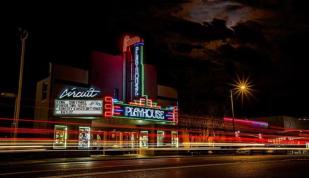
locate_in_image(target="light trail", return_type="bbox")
[1,117,309,154]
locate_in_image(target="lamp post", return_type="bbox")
[230,76,253,136]
[12,28,28,139]
[230,90,235,133]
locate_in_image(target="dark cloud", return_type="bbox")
[1,0,309,118]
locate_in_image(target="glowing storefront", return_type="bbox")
[34,34,179,151]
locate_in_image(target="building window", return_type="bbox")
[139,131,148,148]
[157,130,165,147]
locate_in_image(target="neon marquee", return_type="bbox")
[54,87,102,116]
[104,96,178,123]
[124,106,165,120]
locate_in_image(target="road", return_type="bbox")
[0,155,309,177]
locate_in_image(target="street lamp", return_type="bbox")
[12,28,28,139]
[230,76,253,135]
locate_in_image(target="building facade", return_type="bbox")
[34,35,179,151]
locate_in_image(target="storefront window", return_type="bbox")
[53,125,67,149]
[171,131,179,148]
[139,131,148,148]
[121,132,138,148]
[157,130,165,147]
[109,130,122,148]
[131,132,138,148]
[92,131,103,150]
[78,126,91,149]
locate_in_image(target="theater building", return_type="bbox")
[34,35,179,151]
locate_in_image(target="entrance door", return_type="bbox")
[131,132,138,148]
[93,130,104,150]
[157,130,165,147]
[171,131,179,148]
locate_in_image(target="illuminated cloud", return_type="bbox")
[173,0,276,27]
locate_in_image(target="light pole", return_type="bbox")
[230,90,235,133]
[230,76,253,136]
[12,28,28,139]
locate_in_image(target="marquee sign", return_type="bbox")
[53,86,178,123]
[104,96,178,123]
[115,104,166,120]
[54,87,103,116]
[54,100,102,115]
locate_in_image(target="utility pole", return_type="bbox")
[13,28,28,139]
[230,90,235,134]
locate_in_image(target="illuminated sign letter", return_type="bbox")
[125,107,133,116]
[59,87,100,99]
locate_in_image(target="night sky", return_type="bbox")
[1,0,309,119]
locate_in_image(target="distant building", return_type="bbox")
[251,116,307,130]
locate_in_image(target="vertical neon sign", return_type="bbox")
[134,45,140,97]
[173,106,179,124]
[133,42,144,97]
[141,45,144,96]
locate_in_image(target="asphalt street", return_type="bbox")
[0,155,309,177]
